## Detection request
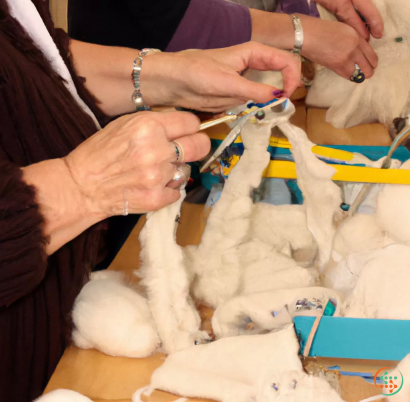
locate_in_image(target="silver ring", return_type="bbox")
[123,189,129,216]
[172,164,191,182]
[350,64,365,83]
[173,140,185,163]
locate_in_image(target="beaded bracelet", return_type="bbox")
[132,48,161,112]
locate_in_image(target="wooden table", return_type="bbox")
[44,105,392,402]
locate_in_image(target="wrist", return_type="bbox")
[250,9,294,50]
[140,52,181,107]
[23,159,104,230]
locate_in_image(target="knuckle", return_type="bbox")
[140,167,163,188]
[135,150,158,166]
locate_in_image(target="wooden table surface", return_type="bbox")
[44,105,391,402]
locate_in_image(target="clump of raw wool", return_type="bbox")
[34,389,92,402]
[133,325,345,402]
[188,112,280,308]
[240,241,318,295]
[72,271,160,358]
[212,287,342,338]
[376,160,410,244]
[249,203,318,267]
[343,244,410,319]
[139,181,209,354]
[189,105,319,309]
[278,122,344,271]
[321,214,395,294]
[332,214,392,258]
[306,0,410,134]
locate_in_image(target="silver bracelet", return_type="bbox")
[132,48,161,112]
[291,15,304,55]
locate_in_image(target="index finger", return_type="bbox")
[233,42,303,96]
[140,110,201,140]
[353,0,384,38]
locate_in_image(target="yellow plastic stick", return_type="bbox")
[263,160,410,184]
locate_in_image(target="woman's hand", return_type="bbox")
[313,0,384,40]
[71,41,301,116]
[64,111,209,217]
[299,14,379,80]
[141,42,302,113]
[23,111,210,254]
[250,9,378,81]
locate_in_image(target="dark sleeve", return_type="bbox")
[166,0,252,51]
[0,158,48,307]
[68,0,191,51]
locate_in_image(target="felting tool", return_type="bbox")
[200,97,288,173]
[199,114,238,131]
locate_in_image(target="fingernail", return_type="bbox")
[273,90,284,97]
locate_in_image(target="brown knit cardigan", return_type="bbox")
[0,1,109,401]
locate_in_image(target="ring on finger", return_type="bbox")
[172,163,191,182]
[350,64,365,83]
[173,140,185,163]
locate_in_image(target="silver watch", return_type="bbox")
[291,15,304,55]
[132,48,161,112]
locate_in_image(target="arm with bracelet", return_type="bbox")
[69,40,302,117]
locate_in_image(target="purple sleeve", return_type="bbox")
[166,0,252,52]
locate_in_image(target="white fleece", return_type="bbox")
[343,244,410,319]
[34,389,92,402]
[134,325,345,402]
[139,186,208,354]
[278,122,344,271]
[72,271,160,358]
[189,112,277,308]
[249,203,318,267]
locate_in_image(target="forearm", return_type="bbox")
[22,159,104,255]
[249,9,294,51]
[70,40,137,117]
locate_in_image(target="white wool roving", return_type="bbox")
[212,287,342,338]
[306,0,410,132]
[72,271,160,358]
[331,213,394,261]
[139,184,208,354]
[376,160,410,244]
[249,203,318,267]
[278,122,344,271]
[189,115,273,308]
[133,325,345,402]
[34,389,92,402]
[343,244,410,319]
[240,243,318,295]
[322,214,395,293]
